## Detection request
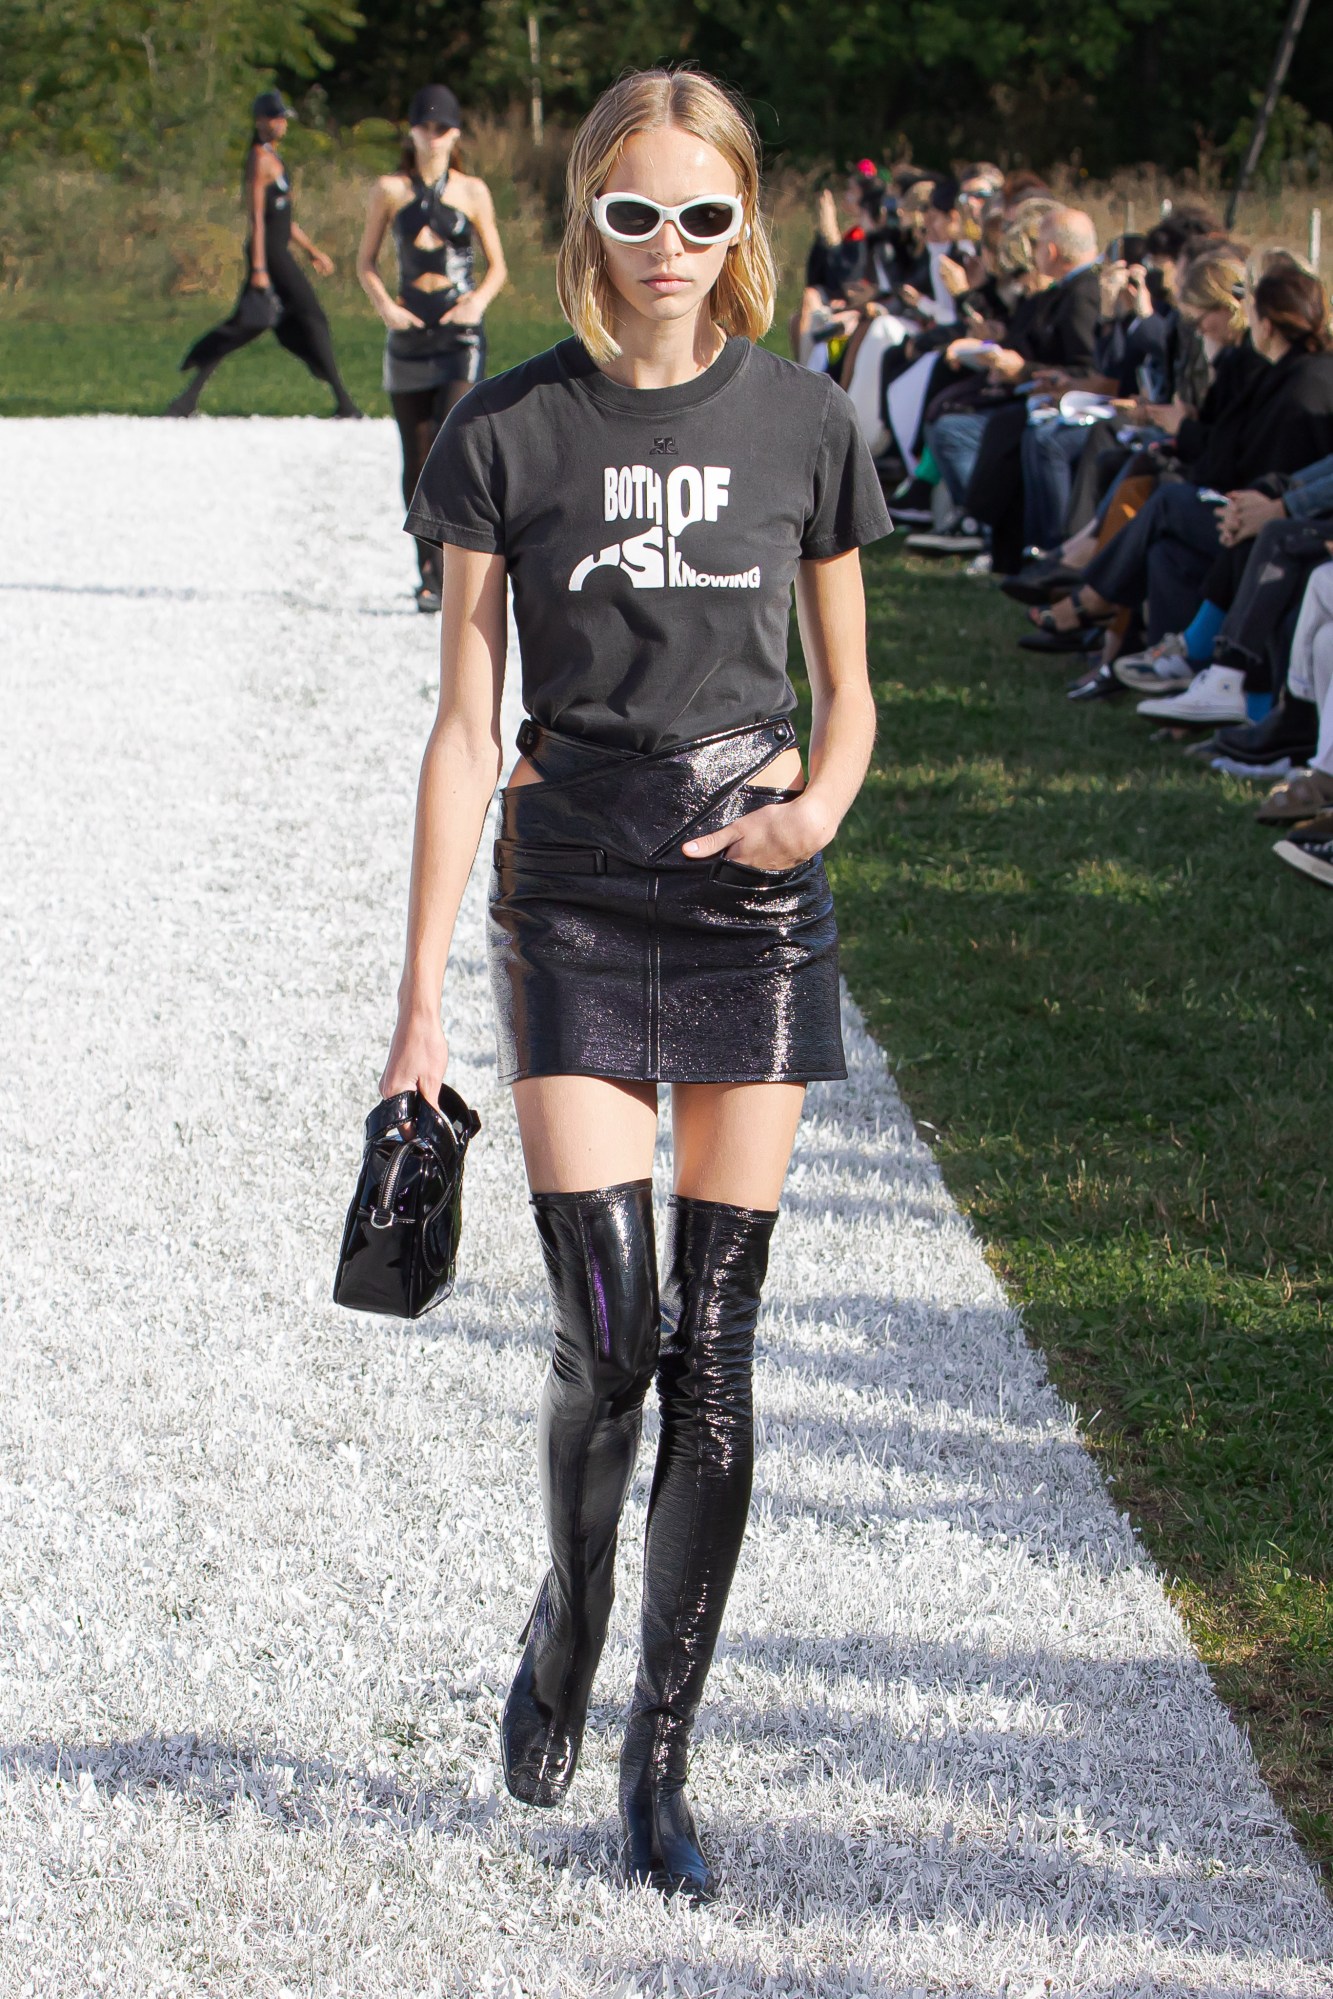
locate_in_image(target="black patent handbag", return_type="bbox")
[236,282,283,333]
[332,1085,481,1319]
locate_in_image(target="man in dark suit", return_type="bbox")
[962,207,1102,568]
[1014,208,1107,547]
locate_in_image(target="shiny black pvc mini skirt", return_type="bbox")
[487,715,846,1085]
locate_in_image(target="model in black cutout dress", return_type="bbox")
[168,91,361,420]
[357,83,508,612]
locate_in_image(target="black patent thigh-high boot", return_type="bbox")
[620,1195,778,1903]
[502,1181,659,1807]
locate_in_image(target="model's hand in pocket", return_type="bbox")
[681,794,836,873]
[382,300,425,333]
[440,296,486,326]
[380,1006,449,1107]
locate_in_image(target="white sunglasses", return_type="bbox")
[592,193,745,247]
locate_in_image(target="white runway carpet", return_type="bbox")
[1,417,1329,1996]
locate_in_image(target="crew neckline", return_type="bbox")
[558,333,751,414]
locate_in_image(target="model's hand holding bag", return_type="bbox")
[333,1085,481,1319]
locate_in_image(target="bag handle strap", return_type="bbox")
[363,1085,482,1152]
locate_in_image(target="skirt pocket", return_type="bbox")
[493,839,607,877]
[711,855,814,888]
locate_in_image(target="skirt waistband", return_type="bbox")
[503,715,799,868]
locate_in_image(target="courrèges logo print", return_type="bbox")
[569,462,761,593]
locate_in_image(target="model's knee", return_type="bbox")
[532,1181,659,1405]
[659,1195,777,1389]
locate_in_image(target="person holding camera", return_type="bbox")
[790,160,888,370]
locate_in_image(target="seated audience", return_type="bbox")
[1015,250,1253,613]
[899,179,970,325]
[922,206,1101,568]
[1034,267,1333,708]
[791,162,889,369]
[911,200,1055,512]
[1261,566,1333,888]
[837,178,984,460]
[859,159,1333,881]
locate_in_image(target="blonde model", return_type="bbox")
[381,68,891,1902]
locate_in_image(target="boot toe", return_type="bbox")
[620,1770,715,1902]
[500,1705,579,1806]
[501,1754,572,1808]
[500,1647,583,1807]
[650,1863,717,1907]
[621,1840,716,1907]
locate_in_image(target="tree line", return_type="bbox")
[4,0,1332,178]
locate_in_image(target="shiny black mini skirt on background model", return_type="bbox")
[487,715,846,1085]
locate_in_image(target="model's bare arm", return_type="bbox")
[289,219,334,274]
[682,549,876,868]
[357,180,423,330]
[247,154,271,283]
[441,180,508,323]
[380,545,508,1102]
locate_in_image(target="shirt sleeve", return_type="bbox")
[1284,453,1333,520]
[801,387,894,559]
[403,394,505,553]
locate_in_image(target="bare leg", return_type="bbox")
[671,1080,806,1206]
[1060,523,1098,567]
[513,1074,658,1193]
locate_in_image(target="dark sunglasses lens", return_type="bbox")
[604,198,662,238]
[679,201,735,240]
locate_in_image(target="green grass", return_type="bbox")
[0,299,569,418]
[6,287,1331,1884]
[824,541,1333,1878]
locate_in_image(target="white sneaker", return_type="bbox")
[1113,633,1194,694]
[904,531,987,555]
[1210,752,1294,780]
[1136,664,1248,724]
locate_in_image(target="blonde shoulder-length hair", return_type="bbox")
[1177,251,1248,341]
[556,69,777,364]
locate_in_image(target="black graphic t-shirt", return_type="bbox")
[405,335,892,751]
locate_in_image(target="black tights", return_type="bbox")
[392,382,474,586]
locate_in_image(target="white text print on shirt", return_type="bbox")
[569,462,761,592]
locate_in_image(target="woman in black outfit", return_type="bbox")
[357,84,508,612]
[380,70,890,1903]
[1061,267,1333,644]
[168,91,361,420]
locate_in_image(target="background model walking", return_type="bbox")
[168,91,362,420]
[357,84,507,612]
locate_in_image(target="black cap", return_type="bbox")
[927,177,960,214]
[252,89,295,121]
[408,84,462,129]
